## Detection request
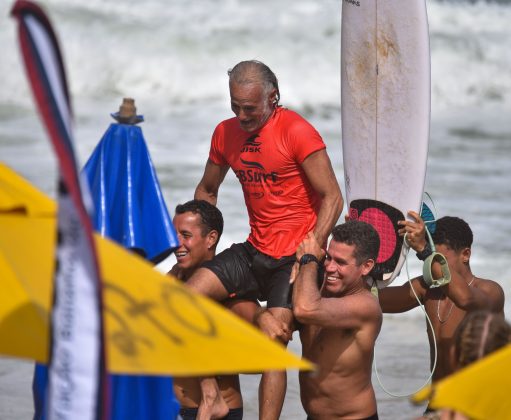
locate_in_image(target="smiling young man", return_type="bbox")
[169,199,258,420]
[378,212,504,384]
[292,221,382,420]
[170,200,222,282]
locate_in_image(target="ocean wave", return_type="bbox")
[1,0,510,115]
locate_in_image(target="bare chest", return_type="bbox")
[301,326,358,365]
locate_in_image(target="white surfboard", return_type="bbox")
[341,0,430,287]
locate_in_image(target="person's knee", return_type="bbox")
[226,300,260,323]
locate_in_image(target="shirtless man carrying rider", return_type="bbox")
[169,199,258,419]
[293,221,382,419]
[379,211,504,382]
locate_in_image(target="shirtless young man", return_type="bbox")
[378,211,505,384]
[169,199,258,420]
[189,60,343,419]
[293,221,382,420]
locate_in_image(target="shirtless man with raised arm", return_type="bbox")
[379,211,504,384]
[293,221,382,420]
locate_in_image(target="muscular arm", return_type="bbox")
[292,233,379,329]
[376,210,431,312]
[194,159,230,205]
[379,261,504,315]
[253,307,293,342]
[293,262,380,329]
[435,264,505,314]
[408,219,506,313]
[378,278,426,313]
[301,149,343,247]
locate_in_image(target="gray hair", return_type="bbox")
[228,60,280,105]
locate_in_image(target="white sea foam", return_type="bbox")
[2,0,511,272]
[2,0,510,267]
[2,0,510,115]
[428,1,511,112]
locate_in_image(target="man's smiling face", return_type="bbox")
[229,81,275,133]
[173,211,212,271]
[323,240,373,296]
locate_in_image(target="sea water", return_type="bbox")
[0,0,510,418]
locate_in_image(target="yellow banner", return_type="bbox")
[412,344,511,419]
[0,163,312,375]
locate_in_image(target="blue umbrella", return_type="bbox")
[33,98,180,419]
[84,98,178,263]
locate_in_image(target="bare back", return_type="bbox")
[299,290,382,419]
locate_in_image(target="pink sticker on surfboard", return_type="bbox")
[348,200,404,280]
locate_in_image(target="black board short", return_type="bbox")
[180,407,243,420]
[201,241,295,308]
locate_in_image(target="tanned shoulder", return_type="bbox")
[477,278,505,312]
[360,290,383,322]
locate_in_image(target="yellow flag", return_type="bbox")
[0,163,312,375]
[412,344,511,419]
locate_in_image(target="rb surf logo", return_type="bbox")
[235,159,278,184]
[236,134,277,184]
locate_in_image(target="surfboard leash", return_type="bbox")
[372,219,440,398]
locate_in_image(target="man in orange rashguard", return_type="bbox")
[187,60,343,420]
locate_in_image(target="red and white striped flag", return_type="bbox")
[11,1,108,419]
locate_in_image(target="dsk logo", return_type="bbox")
[240,134,262,153]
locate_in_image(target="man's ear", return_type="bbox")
[207,230,219,249]
[361,259,375,276]
[461,247,471,264]
[269,88,278,105]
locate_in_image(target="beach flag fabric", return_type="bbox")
[0,161,313,374]
[11,1,108,419]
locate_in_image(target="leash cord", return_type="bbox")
[372,218,438,398]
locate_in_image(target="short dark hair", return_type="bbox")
[432,216,473,251]
[228,60,280,105]
[175,200,223,242]
[331,221,380,264]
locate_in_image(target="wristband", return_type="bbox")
[416,242,433,261]
[299,254,320,266]
[422,252,451,288]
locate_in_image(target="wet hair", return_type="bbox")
[175,199,223,244]
[454,310,511,368]
[331,221,380,265]
[432,216,473,251]
[227,60,280,105]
